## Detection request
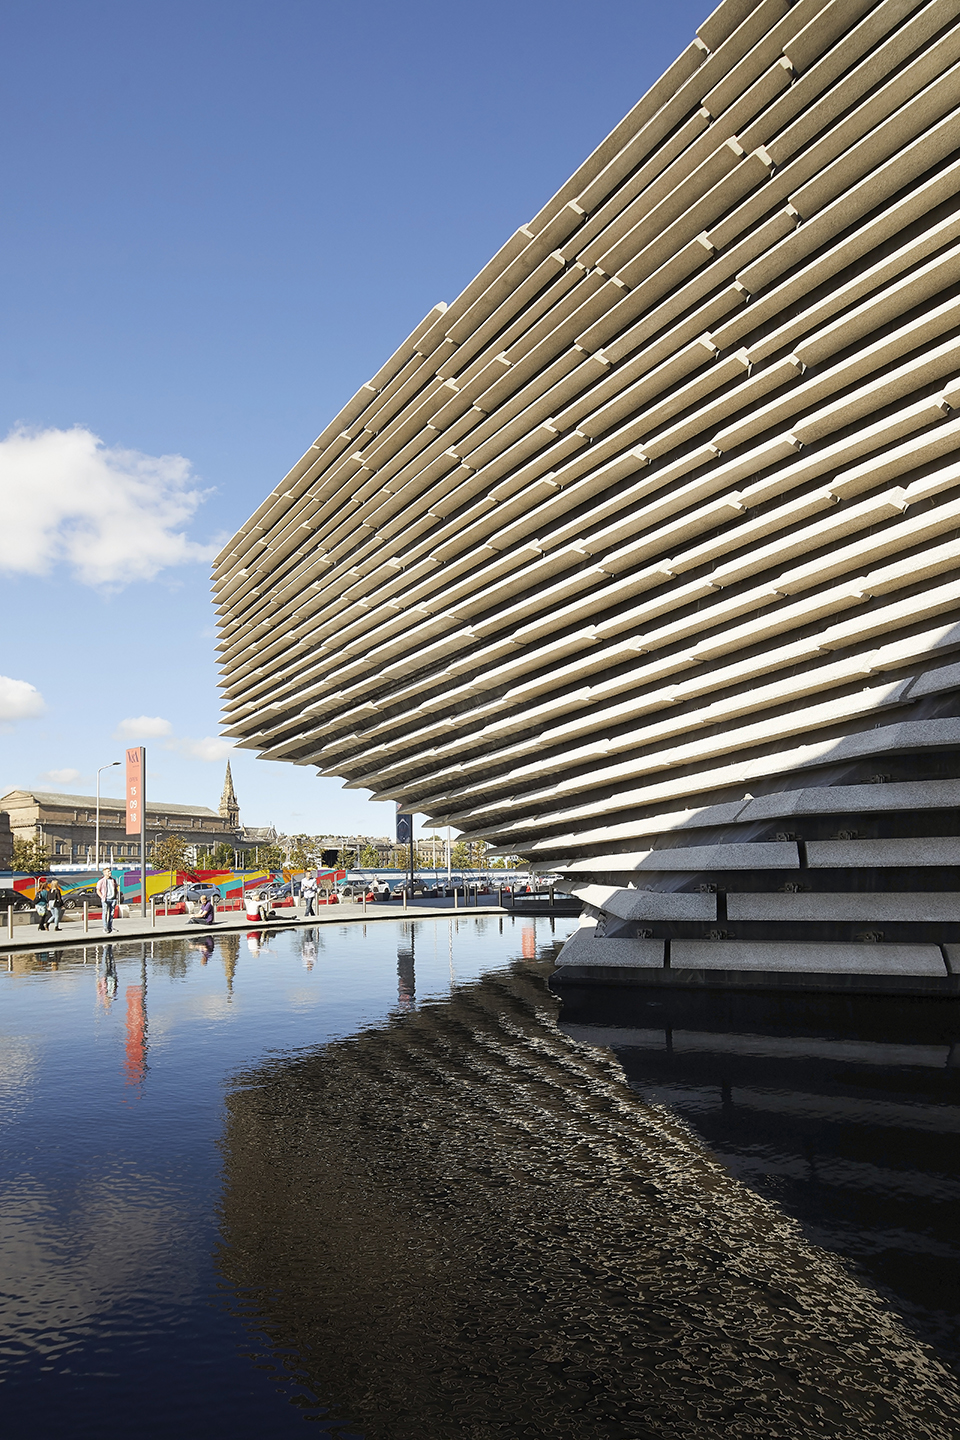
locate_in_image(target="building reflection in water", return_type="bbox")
[558,983,960,1373]
[216,958,960,1438]
[220,931,239,992]
[396,926,415,1010]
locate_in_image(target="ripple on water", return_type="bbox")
[218,958,960,1439]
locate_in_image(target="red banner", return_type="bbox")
[125,747,143,835]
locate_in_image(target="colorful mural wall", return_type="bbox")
[0,867,345,905]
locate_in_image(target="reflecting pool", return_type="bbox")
[2,917,960,1438]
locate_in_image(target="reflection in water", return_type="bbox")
[218,960,960,1438]
[97,944,118,1007]
[123,985,146,1086]
[558,985,960,1377]
[397,926,415,1010]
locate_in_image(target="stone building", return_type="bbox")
[0,788,239,866]
[213,0,960,990]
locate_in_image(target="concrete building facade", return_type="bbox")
[214,0,960,990]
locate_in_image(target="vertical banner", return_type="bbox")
[126,746,148,917]
[396,805,414,896]
[125,748,143,835]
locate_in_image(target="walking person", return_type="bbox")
[96,866,119,934]
[302,874,317,917]
[48,878,65,931]
[34,877,51,931]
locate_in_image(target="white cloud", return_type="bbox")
[0,424,221,587]
[115,715,174,739]
[169,735,233,762]
[114,714,231,762]
[39,768,81,785]
[0,674,45,721]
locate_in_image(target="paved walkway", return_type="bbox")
[1,901,511,954]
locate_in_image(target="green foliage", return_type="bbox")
[286,835,315,871]
[448,836,493,869]
[196,841,237,869]
[359,843,382,867]
[152,833,191,874]
[12,836,50,873]
[254,843,285,871]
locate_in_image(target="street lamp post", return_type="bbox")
[95,762,121,868]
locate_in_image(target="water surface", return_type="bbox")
[3,917,960,1438]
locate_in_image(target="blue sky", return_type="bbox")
[1,0,711,836]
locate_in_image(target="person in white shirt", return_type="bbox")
[302,876,317,916]
[96,868,119,934]
[244,889,271,923]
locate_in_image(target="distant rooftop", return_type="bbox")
[0,789,221,819]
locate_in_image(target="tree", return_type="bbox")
[254,843,285,871]
[452,837,489,869]
[359,842,382,867]
[286,835,315,871]
[152,834,191,874]
[12,836,50,873]
[196,841,236,869]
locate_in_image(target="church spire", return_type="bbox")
[220,759,240,829]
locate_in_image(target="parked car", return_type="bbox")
[262,881,293,900]
[157,883,223,906]
[0,887,34,912]
[63,886,102,910]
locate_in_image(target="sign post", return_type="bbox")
[396,806,414,902]
[126,746,147,918]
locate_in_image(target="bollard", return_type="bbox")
[6,904,12,940]
[151,898,157,928]
[362,893,367,914]
[403,887,408,912]
[83,901,89,934]
[454,889,458,910]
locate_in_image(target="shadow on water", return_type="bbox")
[556,984,960,1376]
[217,954,960,1439]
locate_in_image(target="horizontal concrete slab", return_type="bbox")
[738,778,960,822]
[671,940,948,976]
[807,837,960,868]
[570,884,717,920]
[556,931,665,968]
[563,841,799,872]
[727,892,960,922]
